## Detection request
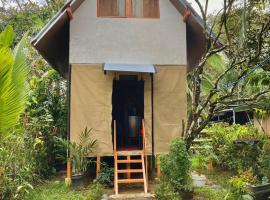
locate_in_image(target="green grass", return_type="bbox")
[194,186,227,200]
[26,181,103,200]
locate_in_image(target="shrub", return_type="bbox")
[160,137,192,192]
[207,123,267,174]
[155,181,182,200]
[86,183,104,200]
[192,143,218,173]
[0,133,38,199]
[155,137,192,200]
[225,170,258,200]
[258,140,270,180]
[95,163,114,187]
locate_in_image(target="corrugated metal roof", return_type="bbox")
[104,63,156,73]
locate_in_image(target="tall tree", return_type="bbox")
[185,0,270,148]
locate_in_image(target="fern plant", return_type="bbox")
[57,127,97,175]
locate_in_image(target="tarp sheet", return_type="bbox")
[154,66,187,154]
[70,64,187,156]
[71,64,114,156]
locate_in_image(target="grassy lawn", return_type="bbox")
[192,168,234,200]
[26,181,103,200]
[193,187,227,200]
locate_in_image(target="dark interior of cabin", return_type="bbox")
[112,76,144,150]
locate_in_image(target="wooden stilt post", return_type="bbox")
[127,155,131,179]
[157,155,161,178]
[96,156,101,177]
[145,155,148,184]
[65,158,72,186]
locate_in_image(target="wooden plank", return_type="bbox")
[67,158,71,178]
[127,155,131,179]
[117,159,142,163]
[96,156,101,177]
[114,120,118,195]
[141,154,148,194]
[118,179,144,184]
[117,150,142,156]
[117,169,143,173]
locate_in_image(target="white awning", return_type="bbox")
[103,63,156,73]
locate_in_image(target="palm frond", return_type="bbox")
[0,27,29,135]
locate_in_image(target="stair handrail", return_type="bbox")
[114,120,117,154]
[142,119,146,155]
[142,119,148,189]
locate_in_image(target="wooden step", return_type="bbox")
[118,178,145,184]
[117,169,143,174]
[117,150,142,156]
[117,159,142,163]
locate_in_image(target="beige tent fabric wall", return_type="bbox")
[154,65,187,154]
[71,64,114,156]
[142,74,152,154]
[254,116,270,136]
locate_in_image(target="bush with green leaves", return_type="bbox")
[96,163,114,187]
[57,127,97,175]
[207,123,267,174]
[258,140,270,181]
[86,183,104,200]
[155,181,182,200]
[155,137,192,199]
[192,143,218,173]
[225,170,258,200]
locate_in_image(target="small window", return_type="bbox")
[97,0,160,18]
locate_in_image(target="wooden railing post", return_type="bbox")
[113,120,118,195]
[142,119,148,185]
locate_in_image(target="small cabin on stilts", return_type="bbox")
[32,0,205,195]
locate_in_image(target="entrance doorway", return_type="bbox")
[112,76,144,150]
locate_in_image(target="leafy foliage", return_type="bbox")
[85,183,104,200]
[207,123,267,174]
[225,170,258,200]
[258,140,270,181]
[185,0,270,148]
[95,163,114,187]
[156,137,192,199]
[57,128,97,175]
[155,181,182,200]
[26,181,86,200]
[0,26,29,134]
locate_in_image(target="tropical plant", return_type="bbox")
[258,140,270,180]
[207,123,267,174]
[158,137,192,197]
[95,162,114,187]
[225,170,258,200]
[58,127,97,175]
[0,25,29,134]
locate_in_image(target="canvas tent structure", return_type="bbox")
[32,0,206,193]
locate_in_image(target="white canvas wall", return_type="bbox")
[70,0,187,65]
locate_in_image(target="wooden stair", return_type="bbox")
[113,120,148,195]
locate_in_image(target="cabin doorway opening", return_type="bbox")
[112,76,144,150]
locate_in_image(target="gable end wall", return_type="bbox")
[70,0,187,65]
